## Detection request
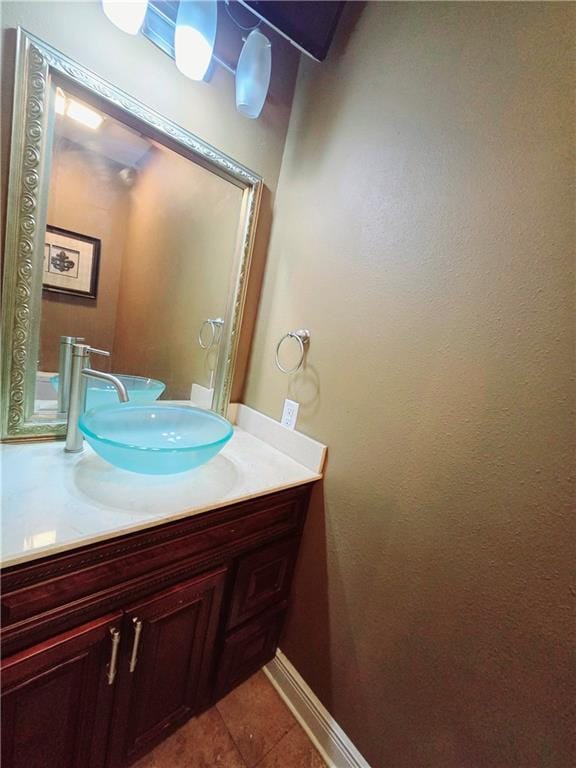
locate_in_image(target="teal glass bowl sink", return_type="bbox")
[51,373,165,409]
[78,404,233,474]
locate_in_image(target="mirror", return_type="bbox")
[37,85,242,416]
[2,30,262,440]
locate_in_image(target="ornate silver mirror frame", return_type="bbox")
[1,28,262,441]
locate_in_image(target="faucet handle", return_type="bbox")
[87,347,110,357]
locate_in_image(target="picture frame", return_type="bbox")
[43,225,100,299]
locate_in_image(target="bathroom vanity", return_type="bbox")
[0,412,325,768]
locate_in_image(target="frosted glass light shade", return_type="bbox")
[235,29,272,119]
[175,0,217,81]
[101,0,148,35]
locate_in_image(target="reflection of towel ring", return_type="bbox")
[275,329,310,374]
[198,318,224,350]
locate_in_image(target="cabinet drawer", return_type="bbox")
[227,538,299,630]
[215,603,287,698]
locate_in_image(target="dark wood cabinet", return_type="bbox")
[108,569,226,766]
[1,612,122,768]
[227,537,299,629]
[0,484,312,768]
[216,602,287,698]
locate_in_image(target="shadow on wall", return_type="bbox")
[288,365,321,422]
[287,2,367,174]
[280,482,334,708]
[329,2,367,61]
[280,477,391,751]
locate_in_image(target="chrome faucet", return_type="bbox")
[65,343,129,453]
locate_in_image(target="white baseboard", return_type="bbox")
[264,649,372,768]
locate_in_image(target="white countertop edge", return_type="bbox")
[1,406,326,569]
[1,472,320,570]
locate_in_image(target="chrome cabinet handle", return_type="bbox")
[129,617,143,673]
[107,627,121,686]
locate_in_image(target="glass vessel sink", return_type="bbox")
[51,374,165,409]
[78,404,233,474]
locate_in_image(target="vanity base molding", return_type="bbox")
[0,484,312,768]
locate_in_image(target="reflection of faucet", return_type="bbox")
[65,344,129,453]
[57,335,84,413]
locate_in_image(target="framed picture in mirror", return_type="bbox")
[43,225,100,299]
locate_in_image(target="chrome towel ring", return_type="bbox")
[198,318,224,350]
[275,329,310,374]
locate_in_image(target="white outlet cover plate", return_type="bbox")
[281,399,299,430]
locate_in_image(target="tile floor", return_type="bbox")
[133,670,327,768]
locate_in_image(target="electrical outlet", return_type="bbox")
[281,399,299,430]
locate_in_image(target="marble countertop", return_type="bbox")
[0,423,322,569]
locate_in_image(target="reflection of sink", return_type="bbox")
[78,404,233,474]
[51,374,165,408]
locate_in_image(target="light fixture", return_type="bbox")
[99,0,271,117]
[174,0,217,82]
[235,29,271,119]
[101,0,148,35]
[66,100,105,130]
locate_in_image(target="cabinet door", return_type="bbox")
[1,612,123,768]
[216,602,287,698]
[109,568,226,766]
